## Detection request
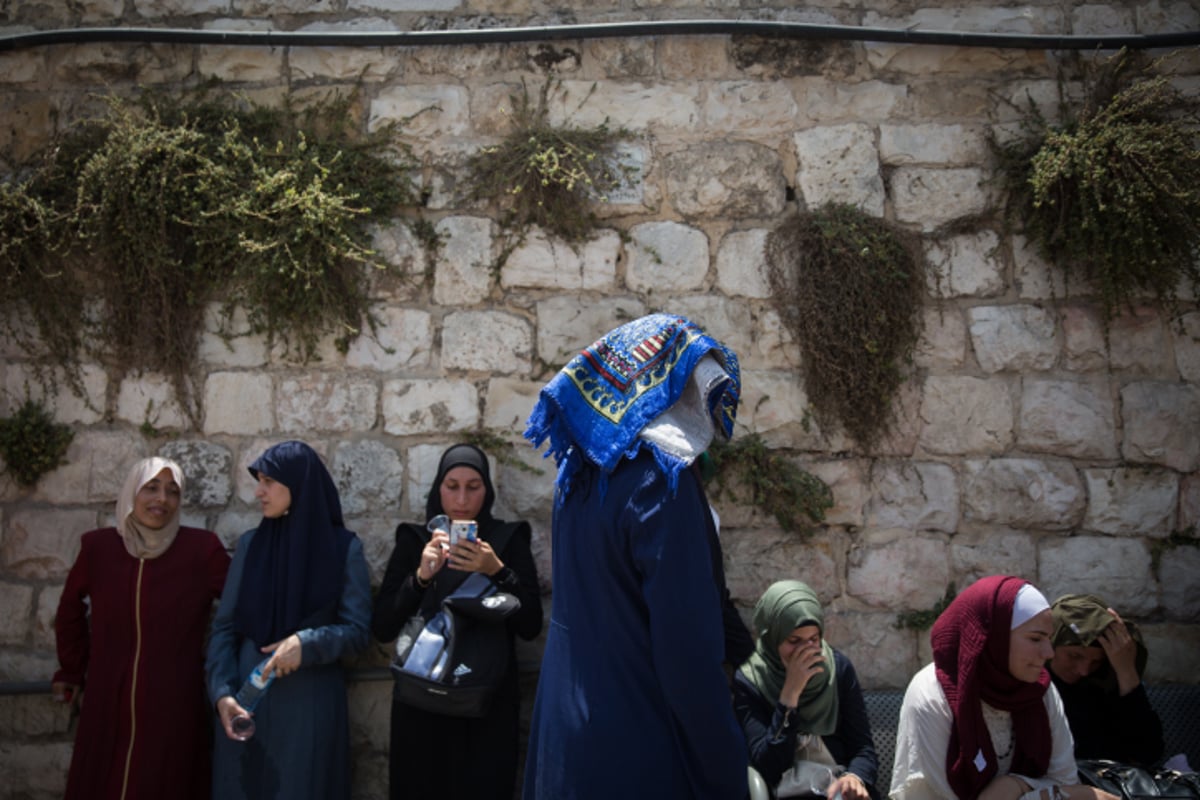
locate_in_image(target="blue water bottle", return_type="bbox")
[231,657,275,740]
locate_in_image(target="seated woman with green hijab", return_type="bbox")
[734,580,880,800]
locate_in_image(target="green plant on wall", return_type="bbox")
[0,398,74,487]
[0,87,419,425]
[765,203,926,451]
[703,433,833,535]
[994,50,1200,330]
[465,78,633,265]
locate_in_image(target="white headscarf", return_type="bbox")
[116,457,185,559]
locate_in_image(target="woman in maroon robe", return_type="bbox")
[52,456,230,800]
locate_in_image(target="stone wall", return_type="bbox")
[2,1,1199,798]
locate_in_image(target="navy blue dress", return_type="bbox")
[522,450,748,799]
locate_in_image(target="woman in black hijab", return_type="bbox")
[372,443,543,800]
[206,440,371,800]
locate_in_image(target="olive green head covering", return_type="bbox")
[738,580,838,735]
[1050,593,1148,692]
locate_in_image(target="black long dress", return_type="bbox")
[372,517,543,800]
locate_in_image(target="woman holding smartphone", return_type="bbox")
[372,443,543,800]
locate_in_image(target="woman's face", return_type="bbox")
[1008,608,1055,683]
[254,473,292,518]
[778,624,822,665]
[439,465,486,521]
[1049,644,1107,684]
[132,468,181,529]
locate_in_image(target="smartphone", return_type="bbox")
[449,519,478,545]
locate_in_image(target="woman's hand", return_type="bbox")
[418,529,451,583]
[447,538,504,576]
[780,638,826,708]
[51,681,80,708]
[216,695,251,740]
[262,634,302,678]
[1097,610,1140,695]
[829,772,870,800]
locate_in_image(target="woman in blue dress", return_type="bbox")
[206,440,371,800]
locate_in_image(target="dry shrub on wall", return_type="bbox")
[765,203,926,451]
[0,87,418,426]
[994,49,1200,330]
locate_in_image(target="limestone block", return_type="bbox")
[626,221,709,293]
[203,372,273,435]
[968,305,1060,373]
[741,370,843,452]
[950,527,1038,586]
[442,311,532,374]
[747,308,802,372]
[1082,468,1177,537]
[1140,622,1200,683]
[659,36,732,80]
[1121,382,1200,472]
[1159,545,1200,621]
[198,305,268,368]
[722,528,841,609]
[1062,306,1108,372]
[1018,379,1118,459]
[488,438,555,520]
[914,308,967,369]
[241,0,337,12]
[35,585,60,650]
[369,222,425,298]
[483,378,541,434]
[368,85,470,140]
[0,690,67,737]
[871,380,924,459]
[962,458,1085,529]
[431,216,496,307]
[584,38,656,79]
[925,231,1005,299]
[0,52,42,84]
[54,42,195,85]
[1013,234,1058,301]
[0,650,57,684]
[2,509,96,581]
[1137,0,1200,34]
[0,741,71,798]
[1105,308,1173,375]
[215,509,262,550]
[1180,473,1200,531]
[715,229,771,299]
[137,0,227,14]
[879,123,987,166]
[703,81,799,133]
[663,141,786,219]
[501,228,620,291]
[1175,312,1200,383]
[546,80,700,132]
[917,376,1014,456]
[793,123,885,217]
[351,516,399,588]
[33,430,145,505]
[824,611,917,690]
[346,306,433,372]
[805,458,868,528]
[534,296,647,368]
[407,41,529,79]
[1072,4,1135,34]
[197,46,283,83]
[795,79,908,124]
[331,440,403,519]
[661,296,753,369]
[160,439,234,509]
[289,44,398,83]
[382,379,479,436]
[847,531,950,609]
[116,373,188,431]
[1,362,106,426]
[1039,536,1156,616]
[277,375,377,434]
[866,461,959,533]
[891,167,990,232]
[348,0,461,12]
[0,583,33,644]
